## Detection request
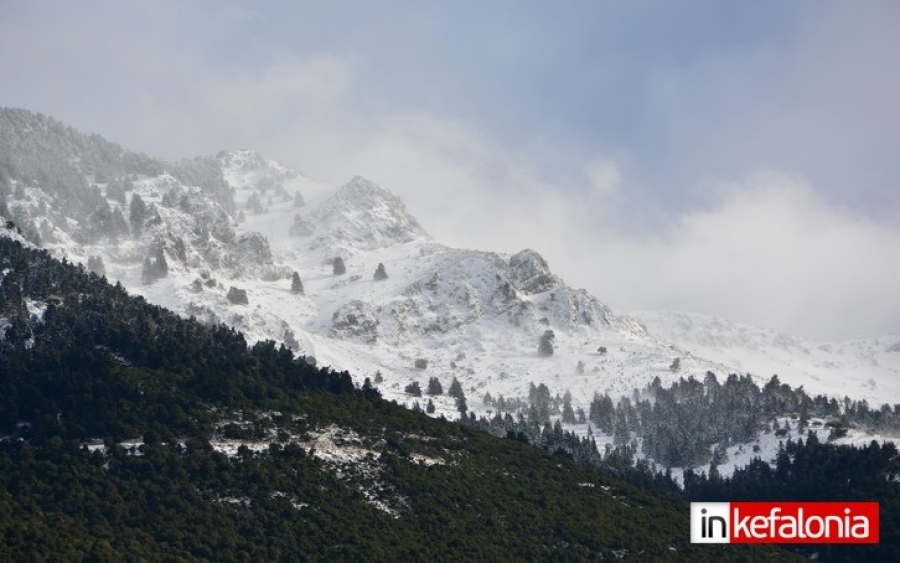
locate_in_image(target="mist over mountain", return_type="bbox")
[3,107,899,473]
[3,107,900,560]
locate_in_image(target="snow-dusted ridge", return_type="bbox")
[3,117,898,429]
[633,310,900,407]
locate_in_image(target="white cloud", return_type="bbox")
[581,172,900,340]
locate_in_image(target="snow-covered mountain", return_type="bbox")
[2,108,897,425]
[632,310,900,407]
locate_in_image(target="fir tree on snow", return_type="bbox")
[129,193,148,235]
[332,257,346,275]
[373,262,388,281]
[227,286,249,305]
[538,330,555,357]
[290,271,304,295]
[426,377,443,396]
[404,381,422,397]
[456,394,468,416]
[426,399,436,414]
[447,377,464,400]
[141,246,168,284]
[561,399,576,424]
[283,328,299,351]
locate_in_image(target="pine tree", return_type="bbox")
[332,257,346,275]
[404,381,422,397]
[561,399,576,424]
[456,394,467,415]
[129,193,147,235]
[538,330,555,357]
[290,272,304,295]
[426,399,435,414]
[447,377,463,399]
[141,246,168,284]
[283,328,299,350]
[227,286,249,305]
[373,262,388,280]
[426,377,443,396]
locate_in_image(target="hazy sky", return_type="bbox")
[2,1,899,340]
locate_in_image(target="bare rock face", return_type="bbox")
[330,300,380,344]
[507,249,557,295]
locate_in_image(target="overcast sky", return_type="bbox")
[2,1,899,340]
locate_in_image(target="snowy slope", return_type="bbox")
[4,128,898,424]
[633,310,900,407]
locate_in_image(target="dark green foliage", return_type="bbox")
[685,437,900,562]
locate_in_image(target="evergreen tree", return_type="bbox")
[404,381,422,397]
[456,394,468,416]
[447,377,464,399]
[129,193,147,235]
[561,399,576,424]
[426,377,443,396]
[290,271,304,295]
[538,330,555,357]
[227,286,249,305]
[374,262,388,280]
[141,246,168,284]
[283,328,299,350]
[332,257,346,275]
[426,399,436,414]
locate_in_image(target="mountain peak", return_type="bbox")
[307,177,430,253]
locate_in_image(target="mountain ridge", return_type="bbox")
[2,106,896,419]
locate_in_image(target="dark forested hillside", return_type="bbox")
[0,235,796,561]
